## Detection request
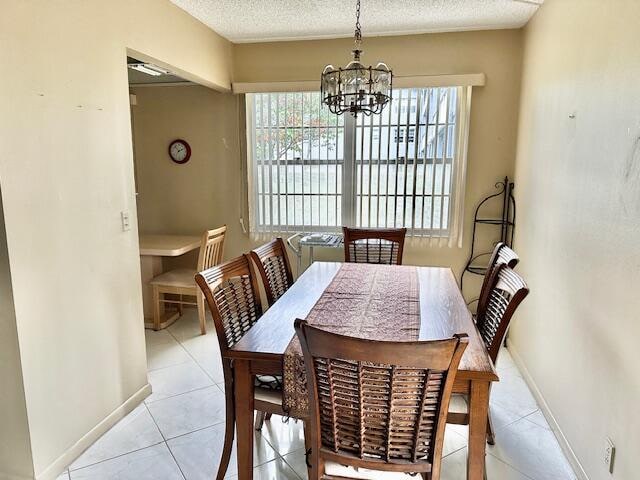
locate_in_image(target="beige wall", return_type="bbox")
[510,1,640,479]
[132,30,527,287]
[132,30,524,293]
[3,2,637,478]
[132,85,252,266]
[0,1,232,478]
[234,30,523,288]
[0,188,34,480]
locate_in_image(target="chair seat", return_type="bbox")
[255,374,282,391]
[450,393,468,413]
[324,462,418,480]
[254,375,282,406]
[254,386,282,406]
[150,269,197,289]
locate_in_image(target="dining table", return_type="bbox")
[225,261,498,480]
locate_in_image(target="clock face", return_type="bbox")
[168,139,191,164]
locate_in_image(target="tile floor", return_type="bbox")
[57,309,577,480]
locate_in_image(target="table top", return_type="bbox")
[139,235,201,257]
[228,261,498,381]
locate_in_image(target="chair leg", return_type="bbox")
[265,413,272,421]
[304,421,321,480]
[217,388,235,480]
[486,406,495,445]
[254,411,266,431]
[197,293,206,335]
[152,286,161,331]
[177,294,183,315]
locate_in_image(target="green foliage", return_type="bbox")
[254,93,341,162]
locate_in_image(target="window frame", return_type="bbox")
[246,86,472,246]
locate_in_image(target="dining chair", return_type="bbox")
[295,319,468,480]
[449,263,529,445]
[476,242,519,318]
[150,226,226,335]
[195,254,285,480]
[476,263,529,365]
[249,237,294,306]
[342,226,407,265]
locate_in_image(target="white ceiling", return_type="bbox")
[170,0,544,43]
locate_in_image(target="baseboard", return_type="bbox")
[508,345,589,480]
[35,383,152,480]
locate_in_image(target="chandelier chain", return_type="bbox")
[354,0,362,47]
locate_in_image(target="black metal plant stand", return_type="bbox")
[461,176,516,297]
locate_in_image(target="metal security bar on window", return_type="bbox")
[249,92,344,235]
[354,87,458,237]
[247,87,469,242]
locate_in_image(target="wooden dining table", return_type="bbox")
[226,261,498,480]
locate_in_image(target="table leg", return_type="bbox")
[140,255,163,319]
[234,360,254,480]
[467,380,490,480]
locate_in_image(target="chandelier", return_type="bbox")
[321,0,393,116]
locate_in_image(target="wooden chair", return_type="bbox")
[450,264,529,445]
[476,264,528,365]
[476,242,519,317]
[250,237,294,306]
[150,226,226,335]
[342,227,407,265]
[195,255,285,480]
[295,319,468,480]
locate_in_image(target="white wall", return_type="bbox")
[511,1,640,479]
[0,1,232,478]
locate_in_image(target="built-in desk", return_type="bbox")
[139,235,200,329]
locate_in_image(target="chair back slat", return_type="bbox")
[295,320,467,477]
[197,225,227,271]
[195,254,262,354]
[477,242,519,314]
[495,243,519,269]
[476,264,529,362]
[250,238,294,305]
[342,227,407,265]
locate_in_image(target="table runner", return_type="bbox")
[282,263,421,419]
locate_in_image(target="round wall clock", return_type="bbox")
[168,139,191,164]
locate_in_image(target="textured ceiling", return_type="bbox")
[170,0,544,43]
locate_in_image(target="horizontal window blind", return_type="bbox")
[246,86,472,245]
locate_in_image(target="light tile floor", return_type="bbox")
[57,309,577,480]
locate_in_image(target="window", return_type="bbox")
[393,127,415,143]
[246,86,471,244]
[248,92,344,231]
